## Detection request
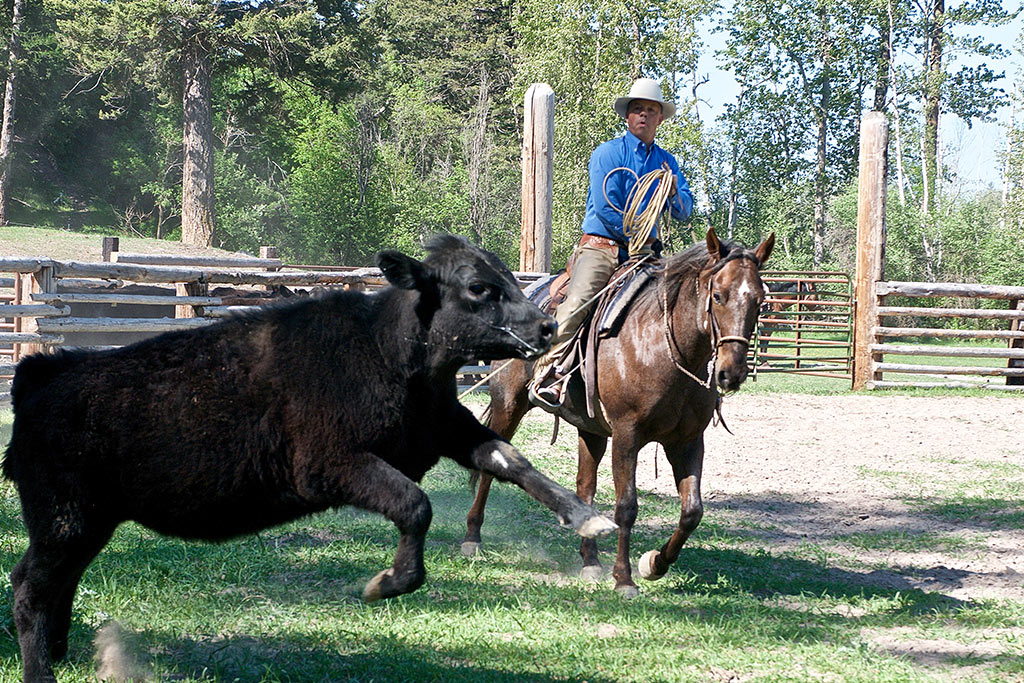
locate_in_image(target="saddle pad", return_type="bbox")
[524,271,565,315]
[596,262,658,337]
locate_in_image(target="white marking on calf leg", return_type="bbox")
[490,449,509,470]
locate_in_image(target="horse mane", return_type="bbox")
[658,237,756,313]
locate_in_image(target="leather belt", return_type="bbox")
[579,234,623,251]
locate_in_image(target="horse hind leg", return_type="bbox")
[461,370,532,557]
[638,437,704,582]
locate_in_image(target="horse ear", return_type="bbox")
[705,227,723,263]
[755,232,775,268]
[377,250,429,290]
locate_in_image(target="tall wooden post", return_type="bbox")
[853,112,888,390]
[520,83,554,273]
[16,264,55,358]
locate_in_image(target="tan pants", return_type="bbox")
[532,241,620,381]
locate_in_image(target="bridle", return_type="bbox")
[662,252,762,392]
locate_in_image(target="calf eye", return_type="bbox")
[468,282,491,298]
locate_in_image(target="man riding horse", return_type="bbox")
[528,77,695,408]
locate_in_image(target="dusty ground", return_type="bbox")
[620,393,1024,603]
[514,393,1024,603]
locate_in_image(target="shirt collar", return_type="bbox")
[624,129,655,158]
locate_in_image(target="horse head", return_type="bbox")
[699,227,775,392]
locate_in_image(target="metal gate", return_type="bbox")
[750,271,854,381]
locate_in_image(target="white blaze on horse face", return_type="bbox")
[737,279,753,301]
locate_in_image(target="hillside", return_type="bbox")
[0,226,252,263]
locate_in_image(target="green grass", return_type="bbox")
[0,401,1022,682]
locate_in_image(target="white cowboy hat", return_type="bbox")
[613,78,676,120]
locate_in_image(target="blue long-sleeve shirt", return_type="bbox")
[580,130,694,253]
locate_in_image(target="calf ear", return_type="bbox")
[377,250,429,290]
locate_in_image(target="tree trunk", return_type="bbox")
[922,0,943,217]
[812,8,831,267]
[181,28,215,246]
[467,68,490,245]
[872,13,889,111]
[0,0,25,226]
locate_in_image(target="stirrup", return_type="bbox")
[528,372,569,410]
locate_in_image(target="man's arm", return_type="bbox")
[666,157,695,222]
[588,143,629,242]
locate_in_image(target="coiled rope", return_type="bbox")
[457,164,678,400]
[602,163,677,258]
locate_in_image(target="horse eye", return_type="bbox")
[712,292,723,305]
[468,283,490,297]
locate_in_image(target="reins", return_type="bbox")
[661,252,761,393]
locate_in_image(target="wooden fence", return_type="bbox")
[861,281,1024,390]
[0,247,543,403]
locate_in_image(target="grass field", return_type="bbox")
[0,398,1022,682]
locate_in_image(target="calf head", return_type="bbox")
[377,235,555,362]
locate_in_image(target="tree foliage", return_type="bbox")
[0,0,1016,289]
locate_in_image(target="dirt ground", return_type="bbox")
[527,393,1024,603]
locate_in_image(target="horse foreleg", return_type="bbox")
[576,430,607,581]
[461,472,493,556]
[609,432,642,598]
[638,437,704,582]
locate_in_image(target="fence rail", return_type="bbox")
[0,248,526,403]
[866,280,1024,390]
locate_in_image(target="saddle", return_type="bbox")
[527,257,659,423]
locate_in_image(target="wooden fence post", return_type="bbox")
[15,264,55,358]
[853,111,888,391]
[102,236,119,262]
[260,246,280,293]
[520,83,553,274]
[1009,298,1024,386]
[175,280,208,319]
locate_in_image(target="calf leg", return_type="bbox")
[576,430,608,581]
[295,450,432,603]
[464,439,615,539]
[638,437,704,582]
[11,518,115,683]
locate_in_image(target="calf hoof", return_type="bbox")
[460,541,481,557]
[615,584,640,599]
[362,567,424,603]
[363,568,394,602]
[580,565,603,582]
[638,550,666,581]
[575,513,617,539]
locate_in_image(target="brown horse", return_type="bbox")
[462,227,774,596]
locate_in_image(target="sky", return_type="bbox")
[691,2,1023,192]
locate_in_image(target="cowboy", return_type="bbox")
[529,77,695,407]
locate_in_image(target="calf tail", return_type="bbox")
[3,351,75,482]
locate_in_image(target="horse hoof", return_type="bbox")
[638,550,665,581]
[580,565,603,582]
[460,541,482,557]
[615,584,640,599]
[362,568,394,603]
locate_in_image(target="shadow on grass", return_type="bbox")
[124,630,614,683]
